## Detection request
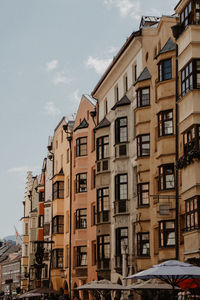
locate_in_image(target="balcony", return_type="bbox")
[114,200,129,215]
[97,259,110,270]
[75,267,88,278]
[96,211,110,224]
[115,255,122,274]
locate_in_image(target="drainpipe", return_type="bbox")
[68,134,72,300]
[175,43,179,260]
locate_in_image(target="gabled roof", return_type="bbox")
[160,37,176,54]
[135,67,151,84]
[95,117,111,130]
[111,95,131,110]
[74,118,89,132]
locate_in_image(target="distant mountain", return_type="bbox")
[3,235,22,244]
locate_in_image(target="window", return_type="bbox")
[158,110,173,136]
[104,99,108,115]
[158,164,175,190]
[77,246,87,266]
[92,241,97,266]
[25,223,28,235]
[67,148,69,163]
[39,191,44,202]
[97,235,110,266]
[181,60,200,96]
[137,87,150,107]
[116,228,128,257]
[183,124,200,154]
[52,249,63,268]
[53,181,64,199]
[97,136,109,160]
[185,196,200,231]
[132,63,137,83]
[76,173,87,193]
[158,59,172,81]
[97,188,109,223]
[76,137,87,157]
[76,209,87,229]
[180,1,192,28]
[137,232,150,256]
[159,220,175,247]
[137,183,149,206]
[124,73,128,93]
[52,216,64,234]
[114,85,119,102]
[115,174,128,201]
[115,117,128,144]
[38,215,44,228]
[137,134,150,157]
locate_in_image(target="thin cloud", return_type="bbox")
[73,89,80,103]
[46,59,58,71]
[7,166,40,174]
[104,0,141,19]
[53,72,73,85]
[85,56,112,76]
[44,101,61,116]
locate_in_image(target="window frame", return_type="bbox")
[158,59,172,82]
[137,134,150,157]
[137,183,149,207]
[185,196,200,231]
[97,187,109,223]
[137,87,150,108]
[76,173,87,193]
[137,232,150,257]
[183,124,200,154]
[76,137,87,157]
[181,59,200,96]
[52,215,64,234]
[158,110,173,137]
[116,227,128,257]
[76,246,87,267]
[97,235,110,266]
[76,208,87,229]
[53,181,64,200]
[96,136,109,160]
[115,117,128,144]
[158,164,175,191]
[51,249,63,269]
[159,220,175,248]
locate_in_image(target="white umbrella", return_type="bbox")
[126,260,200,299]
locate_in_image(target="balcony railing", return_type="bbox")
[96,211,110,224]
[75,267,88,277]
[114,200,129,214]
[97,259,110,270]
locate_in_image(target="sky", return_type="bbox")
[0,0,178,238]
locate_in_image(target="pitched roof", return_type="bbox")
[160,37,176,54]
[74,118,89,132]
[135,67,151,84]
[95,117,111,130]
[111,95,131,110]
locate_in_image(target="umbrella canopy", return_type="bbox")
[128,279,181,290]
[76,279,129,291]
[126,260,200,286]
[19,287,58,298]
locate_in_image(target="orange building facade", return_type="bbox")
[71,95,97,299]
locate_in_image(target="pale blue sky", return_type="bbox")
[0,0,177,238]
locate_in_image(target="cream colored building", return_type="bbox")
[174,0,200,264]
[92,26,143,288]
